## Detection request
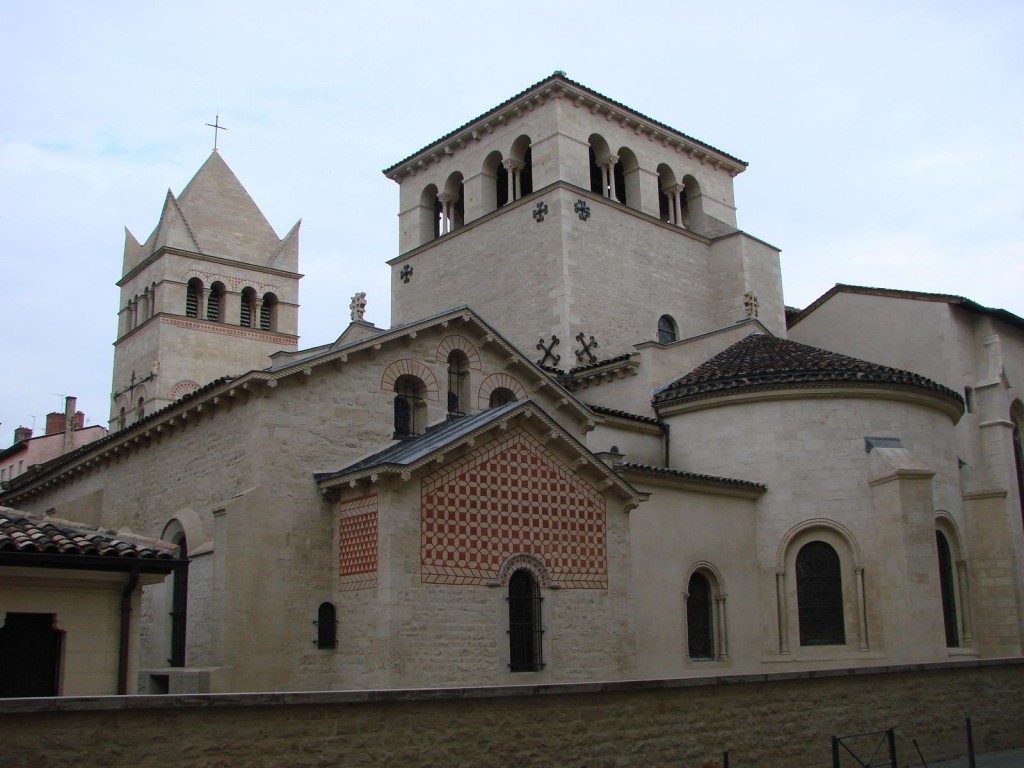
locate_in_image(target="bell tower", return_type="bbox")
[384,72,785,365]
[110,151,301,430]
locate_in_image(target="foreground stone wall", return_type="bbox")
[1,659,1021,768]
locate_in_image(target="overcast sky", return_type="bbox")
[1,0,1021,440]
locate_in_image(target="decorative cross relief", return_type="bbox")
[350,292,367,322]
[400,265,414,284]
[574,199,591,221]
[575,332,599,365]
[743,291,759,318]
[533,201,548,223]
[536,335,561,367]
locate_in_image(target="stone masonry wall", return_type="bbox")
[1,660,1021,768]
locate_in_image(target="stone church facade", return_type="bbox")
[3,73,1023,694]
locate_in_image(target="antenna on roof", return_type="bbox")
[206,112,228,152]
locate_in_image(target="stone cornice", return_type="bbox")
[382,74,747,183]
[113,314,299,349]
[656,384,965,423]
[118,245,303,287]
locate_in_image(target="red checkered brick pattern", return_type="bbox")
[421,426,607,589]
[338,494,378,591]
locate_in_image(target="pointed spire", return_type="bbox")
[173,152,283,264]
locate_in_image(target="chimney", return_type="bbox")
[63,396,77,455]
[45,412,66,435]
[13,426,32,443]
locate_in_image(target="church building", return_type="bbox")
[3,72,1023,695]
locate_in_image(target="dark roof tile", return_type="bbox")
[654,334,963,408]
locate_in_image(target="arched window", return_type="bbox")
[137,397,145,421]
[185,278,203,318]
[686,572,714,660]
[681,175,702,230]
[796,541,845,646]
[437,173,465,236]
[935,531,959,647]
[394,375,426,438]
[206,282,225,322]
[658,315,678,344]
[260,292,278,331]
[484,151,507,212]
[0,613,63,696]
[617,147,639,209]
[508,135,533,202]
[447,350,470,417]
[316,602,337,650]
[588,134,615,199]
[169,533,188,666]
[239,287,257,327]
[508,569,543,672]
[118,407,126,431]
[489,387,516,408]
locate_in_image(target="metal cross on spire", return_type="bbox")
[206,112,227,151]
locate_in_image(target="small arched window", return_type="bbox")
[239,287,257,327]
[185,278,203,318]
[394,375,426,438]
[137,397,145,421]
[447,351,470,417]
[316,602,337,650]
[658,315,678,344]
[489,387,516,408]
[206,282,225,322]
[260,292,278,331]
[686,572,714,660]
[936,531,959,648]
[796,541,845,646]
[508,569,543,672]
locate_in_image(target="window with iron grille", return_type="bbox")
[686,572,714,660]
[316,602,337,649]
[796,541,846,646]
[507,569,543,672]
[936,531,960,647]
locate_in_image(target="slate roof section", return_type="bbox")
[0,509,180,570]
[316,401,523,483]
[617,463,767,494]
[654,333,964,408]
[382,72,746,177]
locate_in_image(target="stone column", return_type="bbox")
[776,569,789,654]
[956,560,974,645]
[716,594,729,660]
[437,192,454,234]
[665,183,685,226]
[601,155,619,199]
[681,590,690,660]
[503,159,524,202]
[856,566,869,650]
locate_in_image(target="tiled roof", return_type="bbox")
[617,463,766,493]
[654,334,963,408]
[587,404,660,426]
[382,72,746,177]
[0,509,179,566]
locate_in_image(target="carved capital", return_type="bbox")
[436,192,455,204]
[502,158,525,172]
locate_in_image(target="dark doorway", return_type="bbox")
[0,612,62,697]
